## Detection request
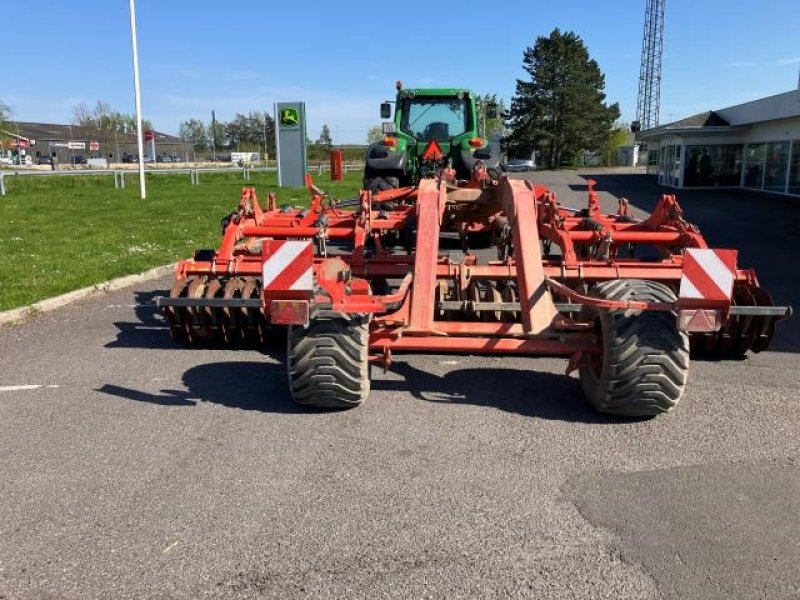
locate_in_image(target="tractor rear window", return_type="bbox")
[401,97,469,141]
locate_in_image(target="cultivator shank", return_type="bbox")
[159,172,789,416]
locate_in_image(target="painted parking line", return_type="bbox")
[0,384,60,392]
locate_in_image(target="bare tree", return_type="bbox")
[72,101,94,126]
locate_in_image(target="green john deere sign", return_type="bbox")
[280,107,299,127]
[275,102,307,187]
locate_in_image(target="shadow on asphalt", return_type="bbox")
[106,289,175,350]
[97,356,631,423]
[373,360,636,424]
[96,360,309,413]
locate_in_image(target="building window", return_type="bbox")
[683,144,743,187]
[659,144,681,186]
[764,141,790,193]
[743,143,766,188]
[789,141,800,196]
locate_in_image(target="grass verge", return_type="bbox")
[0,170,363,310]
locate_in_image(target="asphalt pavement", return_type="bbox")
[1,169,798,599]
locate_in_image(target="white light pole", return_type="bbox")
[129,0,146,199]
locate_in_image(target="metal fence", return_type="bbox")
[0,163,363,196]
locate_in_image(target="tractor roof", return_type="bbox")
[400,88,475,97]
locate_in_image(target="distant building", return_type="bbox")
[637,89,800,196]
[0,122,185,164]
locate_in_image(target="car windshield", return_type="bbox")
[400,96,469,141]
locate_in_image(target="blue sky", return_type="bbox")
[2,0,799,143]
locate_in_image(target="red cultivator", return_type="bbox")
[158,170,790,416]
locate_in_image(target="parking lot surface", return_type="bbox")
[1,169,798,599]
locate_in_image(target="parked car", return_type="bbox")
[71,155,88,165]
[0,155,12,165]
[156,154,172,163]
[502,159,535,172]
[37,156,53,165]
[121,153,135,164]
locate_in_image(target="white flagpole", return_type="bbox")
[129,0,146,199]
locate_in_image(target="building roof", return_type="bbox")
[1,121,181,144]
[637,88,800,141]
[716,89,800,125]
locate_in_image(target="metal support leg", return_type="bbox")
[406,178,445,333]
[499,178,558,334]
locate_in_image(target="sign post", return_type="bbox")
[275,102,307,188]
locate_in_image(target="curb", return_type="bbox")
[0,263,176,326]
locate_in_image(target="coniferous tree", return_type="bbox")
[317,124,333,152]
[508,29,620,167]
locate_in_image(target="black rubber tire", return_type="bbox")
[287,310,370,408]
[365,176,399,193]
[579,279,689,417]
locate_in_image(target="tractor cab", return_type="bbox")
[365,82,501,191]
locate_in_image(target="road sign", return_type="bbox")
[89,141,100,151]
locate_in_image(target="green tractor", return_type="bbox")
[364,82,502,192]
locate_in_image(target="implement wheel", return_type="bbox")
[579,279,689,417]
[287,310,370,408]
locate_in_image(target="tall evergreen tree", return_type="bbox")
[508,29,620,167]
[317,124,333,152]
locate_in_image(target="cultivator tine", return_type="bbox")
[221,278,246,345]
[500,283,520,323]
[166,278,190,342]
[186,278,212,343]
[689,284,780,356]
[204,278,224,342]
[750,287,776,353]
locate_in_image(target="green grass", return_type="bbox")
[0,170,363,310]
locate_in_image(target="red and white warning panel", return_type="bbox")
[679,248,737,302]
[678,248,737,333]
[261,240,314,296]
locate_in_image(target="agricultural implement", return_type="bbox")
[157,165,790,416]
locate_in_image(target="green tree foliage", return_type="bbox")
[507,29,620,167]
[0,101,10,139]
[366,125,383,144]
[191,112,275,156]
[476,94,507,139]
[317,124,333,152]
[602,126,633,166]
[225,112,275,154]
[207,119,225,151]
[71,100,153,132]
[179,118,209,150]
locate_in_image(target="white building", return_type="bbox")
[637,88,800,196]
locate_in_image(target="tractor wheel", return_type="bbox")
[287,310,370,408]
[579,279,689,417]
[365,175,399,193]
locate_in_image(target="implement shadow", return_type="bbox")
[373,359,636,424]
[106,288,175,350]
[571,173,800,354]
[96,360,307,413]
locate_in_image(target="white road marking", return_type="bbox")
[0,384,60,392]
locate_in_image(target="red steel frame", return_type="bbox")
[169,173,780,361]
